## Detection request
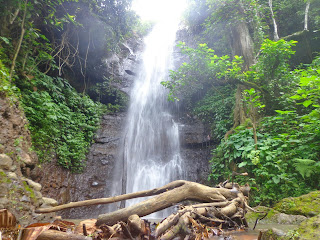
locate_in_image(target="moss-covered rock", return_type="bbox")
[258,214,320,239]
[274,191,320,217]
[292,215,320,240]
[245,206,306,225]
[259,228,287,240]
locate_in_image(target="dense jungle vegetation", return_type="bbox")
[1,0,319,207]
[0,0,149,172]
[163,0,320,205]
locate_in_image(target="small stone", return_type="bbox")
[0,198,9,207]
[23,178,42,191]
[42,197,58,207]
[0,154,13,170]
[21,195,30,202]
[35,191,43,199]
[7,172,18,180]
[308,211,317,217]
[101,159,108,165]
[19,152,34,165]
[10,165,17,172]
[91,181,99,187]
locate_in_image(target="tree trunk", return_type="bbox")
[37,230,92,240]
[36,180,248,227]
[304,0,311,31]
[9,0,28,80]
[230,23,255,70]
[96,181,243,226]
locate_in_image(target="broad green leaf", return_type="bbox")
[290,95,303,100]
[302,100,313,107]
[0,36,10,44]
[272,176,280,184]
[238,162,247,168]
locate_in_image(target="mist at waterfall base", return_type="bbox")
[109,4,186,218]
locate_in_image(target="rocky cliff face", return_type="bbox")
[31,112,126,218]
[0,95,56,225]
[178,114,213,185]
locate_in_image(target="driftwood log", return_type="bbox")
[36,230,92,240]
[36,180,253,227]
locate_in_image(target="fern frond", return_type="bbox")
[293,158,320,179]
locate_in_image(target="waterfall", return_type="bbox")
[111,12,184,218]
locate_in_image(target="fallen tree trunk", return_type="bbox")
[96,180,246,226]
[36,180,249,227]
[36,180,186,214]
[37,230,92,240]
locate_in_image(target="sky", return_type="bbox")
[131,0,188,22]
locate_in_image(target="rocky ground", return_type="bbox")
[0,95,56,226]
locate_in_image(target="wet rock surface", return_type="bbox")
[177,114,213,184]
[32,112,126,219]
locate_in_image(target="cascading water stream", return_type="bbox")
[115,10,185,217]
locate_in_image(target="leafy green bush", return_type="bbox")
[193,85,235,140]
[21,73,105,172]
[209,58,320,206]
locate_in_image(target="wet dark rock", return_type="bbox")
[177,113,213,184]
[33,112,126,219]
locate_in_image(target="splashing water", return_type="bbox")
[116,9,185,217]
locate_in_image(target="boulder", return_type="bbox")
[23,178,42,191]
[258,215,320,240]
[274,191,320,217]
[293,215,320,240]
[7,172,18,180]
[245,206,307,225]
[258,228,286,240]
[42,197,58,207]
[0,154,13,170]
[19,151,34,165]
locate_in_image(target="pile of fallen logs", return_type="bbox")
[1,180,259,239]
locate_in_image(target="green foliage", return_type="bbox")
[193,86,235,140]
[132,19,155,37]
[293,159,320,179]
[1,0,138,173]
[20,73,105,172]
[88,79,129,111]
[0,60,19,98]
[243,88,265,112]
[162,42,243,103]
[210,57,320,205]
[252,39,297,84]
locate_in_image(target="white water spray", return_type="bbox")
[118,6,185,217]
